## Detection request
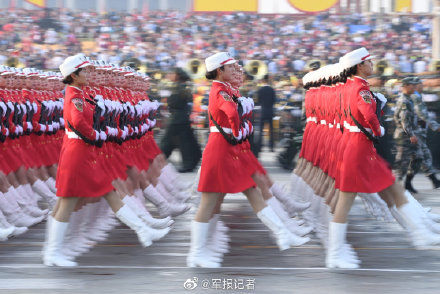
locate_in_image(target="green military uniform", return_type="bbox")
[410,91,439,175]
[409,76,440,188]
[393,92,423,180]
[160,82,201,172]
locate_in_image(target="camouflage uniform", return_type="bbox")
[393,92,423,180]
[410,90,440,176]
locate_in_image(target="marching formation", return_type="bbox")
[0,66,61,240]
[290,47,440,268]
[1,48,439,271]
[0,54,194,267]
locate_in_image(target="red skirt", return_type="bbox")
[56,136,114,197]
[198,133,255,193]
[339,133,395,193]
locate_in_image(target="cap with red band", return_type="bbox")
[339,47,374,69]
[59,53,92,78]
[205,52,237,72]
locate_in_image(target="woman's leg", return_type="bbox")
[53,197,79,222]
[195,193,224,222]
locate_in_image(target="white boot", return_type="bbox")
[187,221,221,268]
[398,202,440,248]
[266,197,312,236]
[32,180,57,207]
[123,195,174,229]
[257,206,310,250]
[13,185,47,219]
[163,163,192,190]
[1,188,41,227]
[0,209,15,241]
[270,184,311,215]
[390,205,407,230]
[206,215,229,258]
[115,204,170,246]
[43,218,77,267]
[22,184,50,216]
[326,222,360,269]
[143,185,190,217]
[158,173,191,202]
[44,178,57,194]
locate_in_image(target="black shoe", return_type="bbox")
[405,174,419,194]
[178,167,194,173]
[428,174,440,189]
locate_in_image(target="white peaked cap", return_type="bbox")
[59,53,92,78]
[340,47,373,69]
[205,52,236,72]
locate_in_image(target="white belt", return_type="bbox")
[66,130,80,139]
[343,121,350,129]
[336,123,341,129]
[306,117,317,123]
[346,125,372,133]
[328,123,334,128]
[320,120,327,125]
[210,126,232,134]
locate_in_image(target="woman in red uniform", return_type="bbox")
[188,52,302,268]
[327,48,440,269]
[43,54,166,267]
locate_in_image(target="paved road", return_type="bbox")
[1,152,440,294]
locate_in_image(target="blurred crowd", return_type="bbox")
[0,8,435,76]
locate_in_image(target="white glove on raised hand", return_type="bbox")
[380,126,385,137]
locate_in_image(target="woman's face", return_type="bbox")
[217,64,235,83]
[72,67,88,87]
[358,59,373,77]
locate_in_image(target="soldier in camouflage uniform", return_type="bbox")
[393,77,423,193]
[409,77,440,189]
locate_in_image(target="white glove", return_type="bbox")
[242,126,248,138]
[95,130,100,141]
[27,122,33,130]
[20,104,27,113]
[14,127,19,135]
[380,126,385,137]
[234,129,243,141]
[48,125,53,132]
[59,118,65,126]
[32,102,38,113]
[100,130,107,141]
[39,124,46,132]
[7,101,14,111]
[244,121,250,134]
[374,92,387,110]
[149,119,156,129]
[4,128,9,137]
